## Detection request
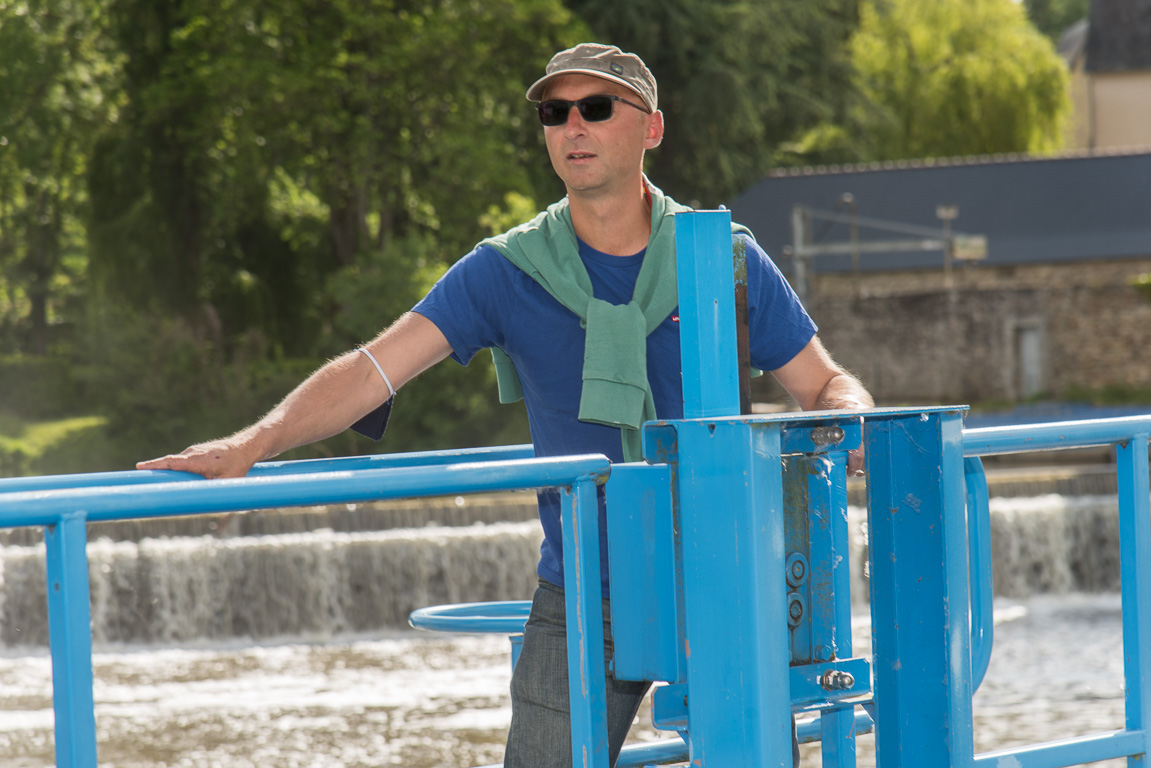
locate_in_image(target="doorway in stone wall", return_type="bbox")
[1014,321,1046,400]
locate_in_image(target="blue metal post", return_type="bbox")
[44,511,98,768]
[561,476,610,768]
[605,463,680,683]
[675,419,793,766]
[964,457,995,690]
[1116,434,1151,751]
[865,409,974,768]
[674,210,740,419]
[802,453,858,768]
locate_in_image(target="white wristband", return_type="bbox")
[357,347,395,399]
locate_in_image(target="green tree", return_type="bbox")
[89,0,585,351]
[844,0,1069,161]
[0,0,119,356]
[565,0,859,207]
[79,0,586,461]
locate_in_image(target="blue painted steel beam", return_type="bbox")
[675,210,741,419]
[1117,434,1151,747]
[45,512,98,768]
[561,477,610,768]
[963,417,1151,456]
[797,450,859,768]
[605,462,680,683]
[0,455,609,528]
[674,419,792,766]
[866,409,974,768]
[797,711,873,744]
[3,453,609,768]
[0,444,536,494]
[972,730,1146,768]
[964,457,994,690]
[477,735,692,768]
[408,601,532,634]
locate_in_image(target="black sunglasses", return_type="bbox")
[537,94,651,126]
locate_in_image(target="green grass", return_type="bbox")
[0,414,112,477]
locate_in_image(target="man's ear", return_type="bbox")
[644,110,665,150]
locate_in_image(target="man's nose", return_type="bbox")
[563,107,588,136]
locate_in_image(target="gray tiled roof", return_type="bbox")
[726,149,1151,275]
[1085,0,1151,72]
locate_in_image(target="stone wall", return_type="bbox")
[800,256,1151,404]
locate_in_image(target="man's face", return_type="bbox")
[540,74,662,197]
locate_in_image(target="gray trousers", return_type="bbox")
[502,579,800,767]
[503,579,650,768]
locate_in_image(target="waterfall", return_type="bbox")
[0,489,1128,649]
[0,522,542,648]
[986,494,1121,595]
[845,493,1122,604]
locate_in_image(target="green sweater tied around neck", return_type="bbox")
[480,182,750,462]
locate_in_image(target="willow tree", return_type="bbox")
[848,0,1070,161]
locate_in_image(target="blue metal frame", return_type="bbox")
[1,449,610,768]
[6,209,1151,768]
[963,418,1151,768]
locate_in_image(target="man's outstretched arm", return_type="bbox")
[136,312,453,479]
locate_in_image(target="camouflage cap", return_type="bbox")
[526,43,657,112]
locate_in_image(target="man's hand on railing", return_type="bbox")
[136,436,262,479]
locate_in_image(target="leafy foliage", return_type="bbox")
[0,0,119,354]
[843,0,1070,161]
[88,0,585,349]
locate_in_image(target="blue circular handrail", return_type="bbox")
[409,600,532,634]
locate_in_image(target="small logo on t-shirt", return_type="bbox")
[671,314,679,323]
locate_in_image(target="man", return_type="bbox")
[140,43,873,767]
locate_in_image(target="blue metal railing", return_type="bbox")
[5,414,1151,768]
[961,415,1151,768]
[0,445,606,768]
[0,443,536,495]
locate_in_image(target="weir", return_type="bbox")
[0,210,1150,768]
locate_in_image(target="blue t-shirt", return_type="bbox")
[413,234,816,596]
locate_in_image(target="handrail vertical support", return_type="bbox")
[866,410,974,768]
[45,511,98,768]
[1116,434,1151,739]
[800,451,858,765]
[675,210,740,419]
[561,477,610,768]
[676,419,792,765]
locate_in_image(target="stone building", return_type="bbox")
[727,1,1151,409]
[1060,0,1151,150]
[728,149,1151,406]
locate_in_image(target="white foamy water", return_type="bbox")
[0,593,1129,768]
[1,522,543,647]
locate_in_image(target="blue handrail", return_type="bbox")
[963,456,994,690]
[0,443,535,494]
[963,415,1151,456]
[961,415,1151,691]
[0,454,598,527]
[0,447,608,768]
[960,416,1151,768]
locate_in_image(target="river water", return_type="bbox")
[0,493,1134,767]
